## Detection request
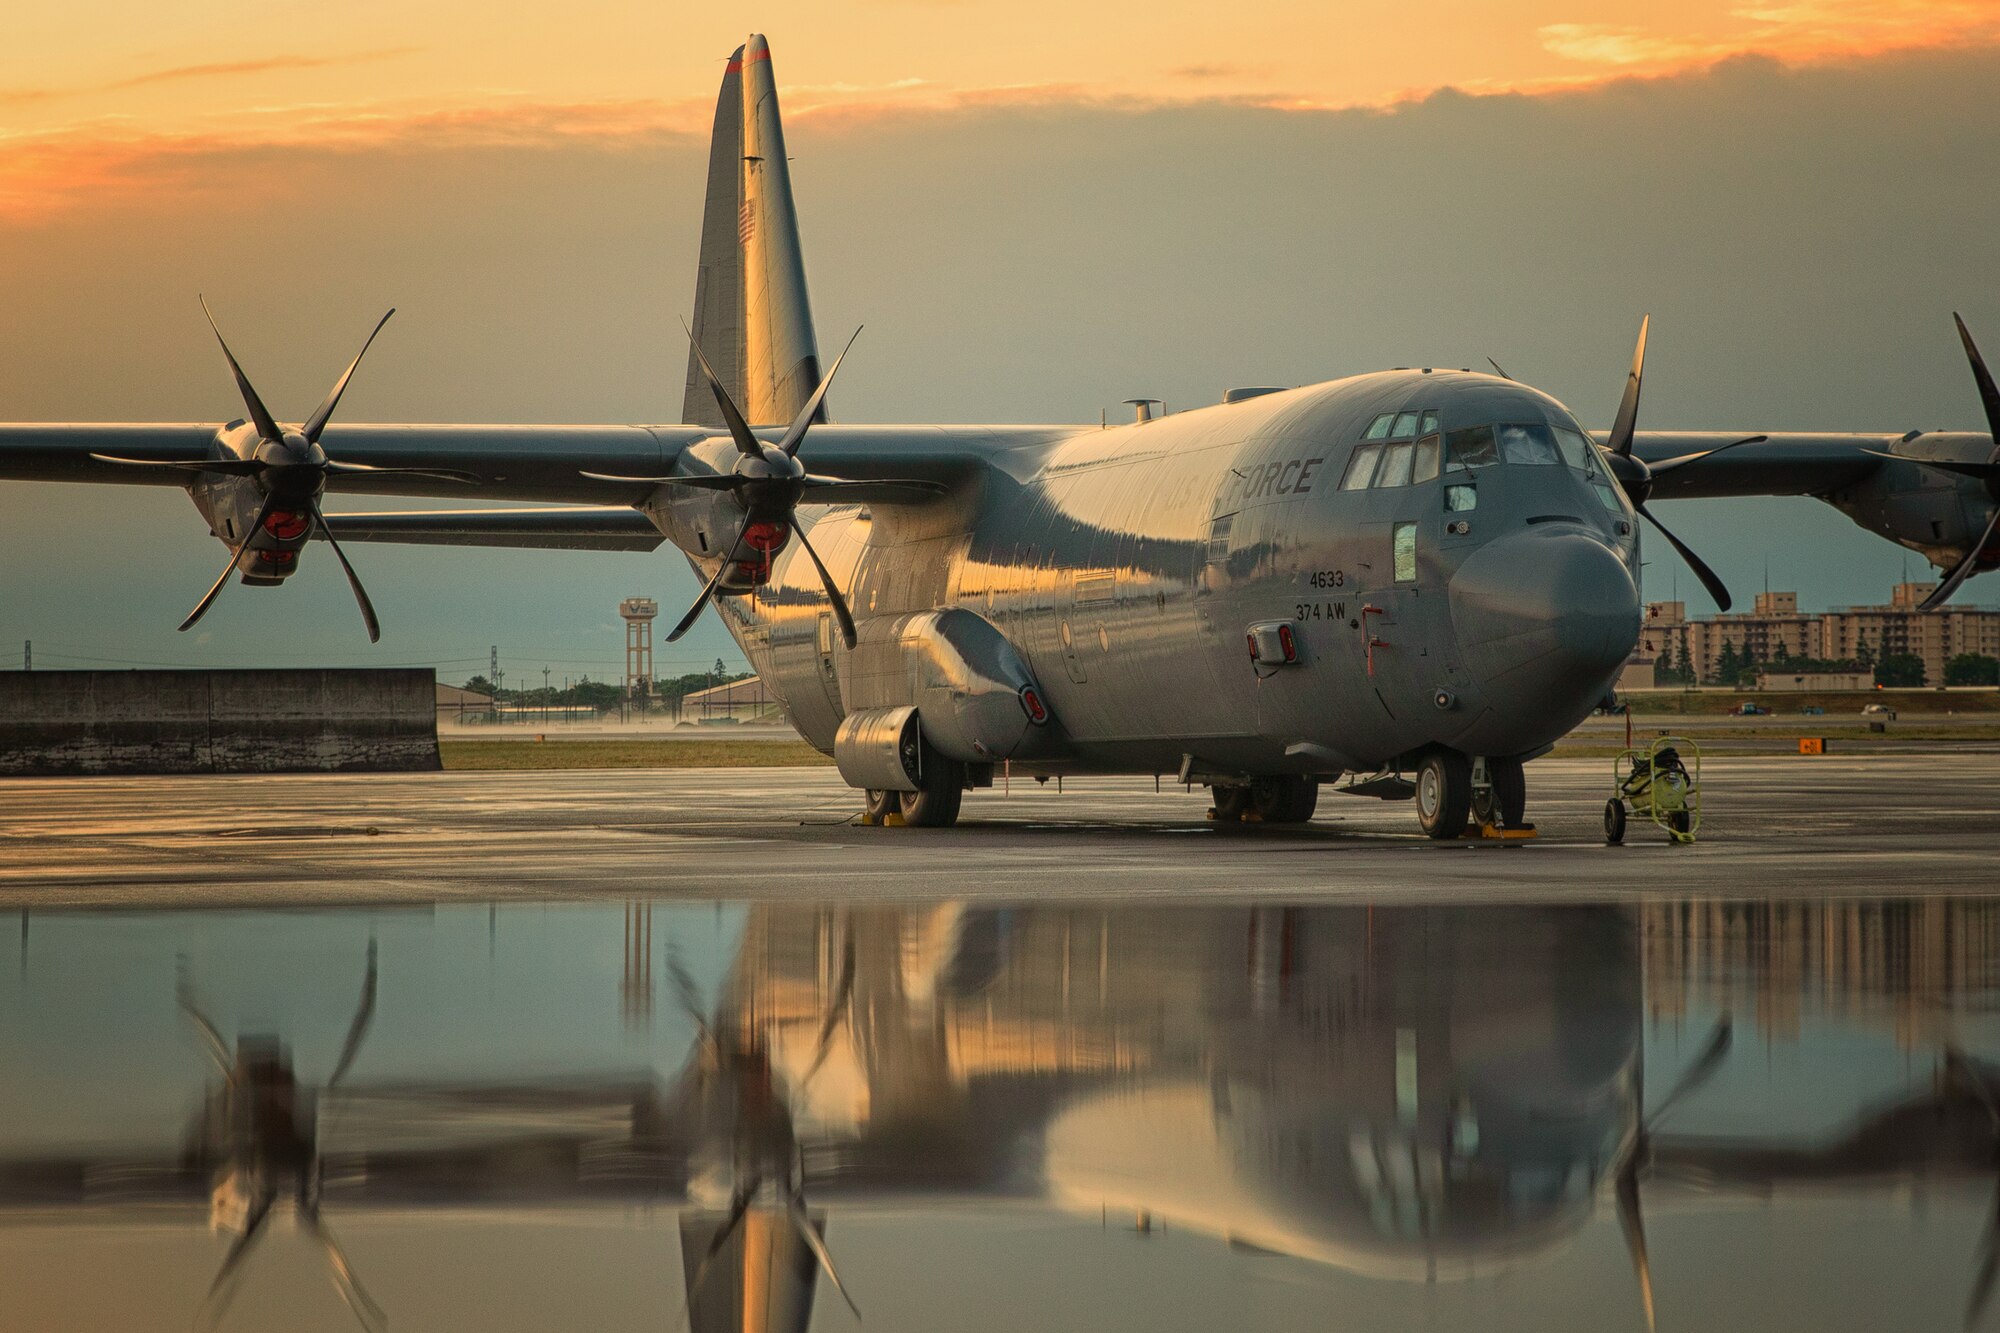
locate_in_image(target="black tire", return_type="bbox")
[863,789,897,822]
[1604,799,1627,845]
[1472,757,1528,828]
[898,743,964,828]
[1250,777,1318,824]
[1415,751,1472,840]
[1212,786,1251,822]
[1668,809,1692,837]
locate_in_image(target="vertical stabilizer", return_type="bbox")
[738,34,826,426]
[682,46,747,429]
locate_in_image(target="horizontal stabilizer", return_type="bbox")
[318,507,664,551]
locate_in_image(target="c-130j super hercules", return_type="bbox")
[5,33,2000,838]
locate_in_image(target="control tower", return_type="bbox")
[620,598,658,703]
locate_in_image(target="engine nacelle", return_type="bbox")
[1822,432,1999,574]
[185,470,315,586]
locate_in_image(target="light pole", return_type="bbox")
[542,666,551,725]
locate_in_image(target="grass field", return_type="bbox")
[440,739,834,771]
[1627,689,2000,715]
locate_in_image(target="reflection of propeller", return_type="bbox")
[1858,316,2000,610]
[1599,317,1764,613]
[92,302,476,641]
[1615,1013,1733,1333]
[581,325,944,649]
[181,942,385,1333]
[671,922,862,1325]
[1945,1046,2000,1330]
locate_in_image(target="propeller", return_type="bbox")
[582,325,944,649]
[1877,315,2000,612]
[183,943,386,1333]
[1614,1013,1734,1333]
[92,301,477,642]
[1599,316,1764,613]
[671,924,862,1325]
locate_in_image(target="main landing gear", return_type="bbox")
[1210,776,1319,825]
[862,740,965,828]
[1417,751,1530,841]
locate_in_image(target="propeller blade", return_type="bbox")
[200,297,283,444]
[181,489,280,632]
[323,460,479,484]
[1957,313,2000,440]
[176,956,234,1080]
[1647,1014,1733,1127]
[1648,435,1769,477]
[775,327,861,459]
[1859,449,2000,481]
[1607,315,1650,458]
[301,1207,389,1333]
[666,524,746,644]
[310,504,382,643]
[1637,503,1734,613]
[577,470,741,490]
[792,522,858,649]
[89,454,265,476]
[1615,1163,1657,1333]
[665,944,717,1060]
[682,318,762,458]
[1487,357,1512,381]
[682,1178,760,1320]
[1920,502,2000,611]
[302,309,395,444]
[787,1195,861,1319]
[201,1189,278,1327]
[325,938,378,1090]
[802,930,856,1088]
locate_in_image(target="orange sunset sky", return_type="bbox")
[5,0,1999,218]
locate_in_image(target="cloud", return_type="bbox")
[1538,0,2000,75]
[0,48,418,108]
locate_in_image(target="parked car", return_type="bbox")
[1799,705,1826,715]
[1862,703,1898,720]
[1732,702,1771,716]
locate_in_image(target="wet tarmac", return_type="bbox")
[1,753,1996,905]
[6,756,2000,1330]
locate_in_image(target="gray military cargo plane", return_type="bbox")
[3,32,1998,838]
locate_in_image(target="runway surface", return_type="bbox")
[2,751,1992,905]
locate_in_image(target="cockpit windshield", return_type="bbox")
[1447,423,1600,475]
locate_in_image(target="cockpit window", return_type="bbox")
[1496,423,1562,465]
[1553,426,1599,475]
[1365,413,1395,440]
[1341,445,1382,490]
[1413,434,1441,483]
[1446,425,1498,470]
[1391,411,1421,439]
[1377,442,1415,488]
[1419,410,1439,436]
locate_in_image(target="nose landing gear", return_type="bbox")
[1417,751,1535,841]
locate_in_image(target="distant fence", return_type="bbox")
[0,669,441,775]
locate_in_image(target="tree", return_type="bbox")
[463,674,494,694]
[1945,653,2000,687]
[1875,652,1926,688]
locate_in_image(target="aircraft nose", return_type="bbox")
[1448,532,1640,713]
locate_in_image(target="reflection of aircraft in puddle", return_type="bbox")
[177,943,385,1331]
[5,904,2000,1332]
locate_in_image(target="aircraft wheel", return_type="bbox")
[1250,776,1318,824]
[863,789,897,822]
[1604,799,1627,845]
[899,745,964,828]
[1415,751,1471,841]
[1471,758,1528,828]
[1211,786,1251,822]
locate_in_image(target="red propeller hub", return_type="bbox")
[742,521,791,554]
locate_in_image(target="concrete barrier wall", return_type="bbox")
[0,669,442,775]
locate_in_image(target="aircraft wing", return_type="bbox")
[0,423,1055,503]
[320,506,666,551]
[1622,430,1899,499]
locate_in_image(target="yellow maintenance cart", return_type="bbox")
[1606,736,1701,845]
